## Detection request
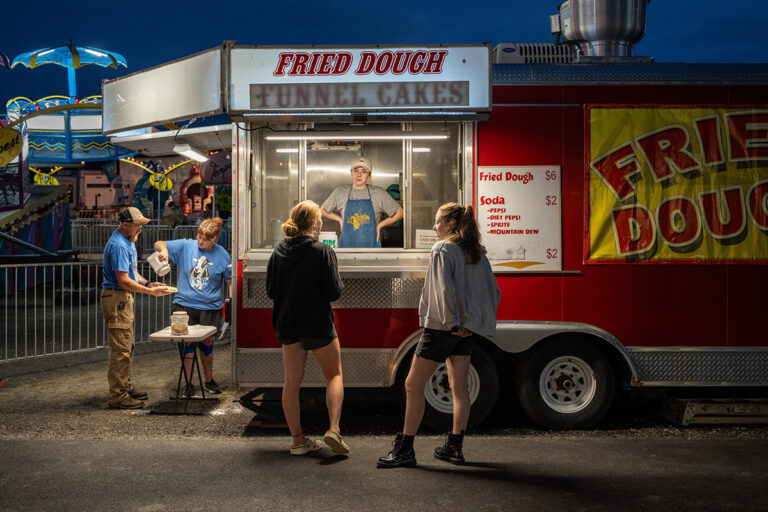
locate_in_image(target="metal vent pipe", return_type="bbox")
[553,0,649,58]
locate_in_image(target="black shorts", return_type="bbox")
[414,328,475,363]
[172,305,224,339]
[279,336,334,351]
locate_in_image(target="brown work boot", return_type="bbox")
[127,384,148,401]
[108,397,145,410]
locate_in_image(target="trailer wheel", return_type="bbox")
[406,345,499,431]
[516,338,615,429]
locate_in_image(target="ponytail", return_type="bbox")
[437,202,483,263]
[282,200,321,238]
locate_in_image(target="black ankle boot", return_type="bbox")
[377,433,417,468]
[434,432,465,464]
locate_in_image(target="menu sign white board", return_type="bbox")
[229,46,490,114]
[477,166,562,272]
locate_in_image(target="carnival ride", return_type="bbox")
[0,43,130,261]
[30,166,63,185]
[11,42,127,100]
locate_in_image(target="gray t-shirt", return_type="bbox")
[321,185,401,222]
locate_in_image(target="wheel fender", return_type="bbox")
[490,320,639,386]
[385,329,424,387]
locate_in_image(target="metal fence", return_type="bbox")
[71,221,232,258]
[1,220,233,364]
[1,261,179,363]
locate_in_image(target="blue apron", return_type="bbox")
[338,185,380,248]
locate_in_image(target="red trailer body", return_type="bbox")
[232,58,768,429]
[99,44,768,429]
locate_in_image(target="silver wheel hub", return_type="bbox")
[424,364,480,414]
[539,355,596,414]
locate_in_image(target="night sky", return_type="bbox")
[2,0,767,106]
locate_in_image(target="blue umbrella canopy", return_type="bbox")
[11,42,127,98]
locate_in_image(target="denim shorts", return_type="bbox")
[414,328,475,363]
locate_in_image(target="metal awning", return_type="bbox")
[109,124,231,157]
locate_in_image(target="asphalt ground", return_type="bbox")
[1,342,768,511]
[2,341,768,440]
[2,437,767,512]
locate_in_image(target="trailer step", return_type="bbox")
[663,398,768,426]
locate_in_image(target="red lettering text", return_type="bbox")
[273,51,353,76]
[657,197,701,247]
[636,126,700,181]
[611,205,655,256]
[375,51,394,75]
[694,116,724,165]
[424,50,448,73]
[727,112,768,160]
[273,53,294,76]
[289,53,311,75]
[409,51,428,74]
[356,52,376,74]
[391,51,412,74]
[699,186,746,239]
[590,142,642,201]
[480,196,505,206]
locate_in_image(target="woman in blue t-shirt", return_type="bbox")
[154,218,232,396]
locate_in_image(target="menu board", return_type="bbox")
[477,166,561,272]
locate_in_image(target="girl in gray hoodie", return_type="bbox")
[378,203,501,468]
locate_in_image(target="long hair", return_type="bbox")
[198,217,224,241]
[438,202,483,263]
[282,200,321,237]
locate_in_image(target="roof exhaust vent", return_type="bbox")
[551,0,651,62]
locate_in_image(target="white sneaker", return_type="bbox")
[290,438,323,456]
[323,430,350,454]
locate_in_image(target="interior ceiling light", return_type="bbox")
[264,132,449,141]
[173,143,208,162]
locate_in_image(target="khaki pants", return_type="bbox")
[101,289,135,404]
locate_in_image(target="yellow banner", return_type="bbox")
[588,106,768,262]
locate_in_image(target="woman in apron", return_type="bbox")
[321,157,403,248]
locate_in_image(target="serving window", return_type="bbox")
[250,122,465,250]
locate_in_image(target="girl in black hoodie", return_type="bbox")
[266,200,349,456]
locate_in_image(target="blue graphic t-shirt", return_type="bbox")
[102,230,138,289]
[166,239,232,310]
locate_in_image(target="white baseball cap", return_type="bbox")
[350,157,372,174]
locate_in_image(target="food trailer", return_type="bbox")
[104,34,768,430]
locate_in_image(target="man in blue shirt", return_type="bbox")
[102,207,171,409]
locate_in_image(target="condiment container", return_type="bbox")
[170,311,189,335]
[148,251,170,276]
[319,231,338,249]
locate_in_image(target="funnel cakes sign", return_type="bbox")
[229,46,490,114]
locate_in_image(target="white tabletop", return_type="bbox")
[149,324,217,342]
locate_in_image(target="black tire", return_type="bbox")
[515,337,615,430]
[399,344,499,431]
